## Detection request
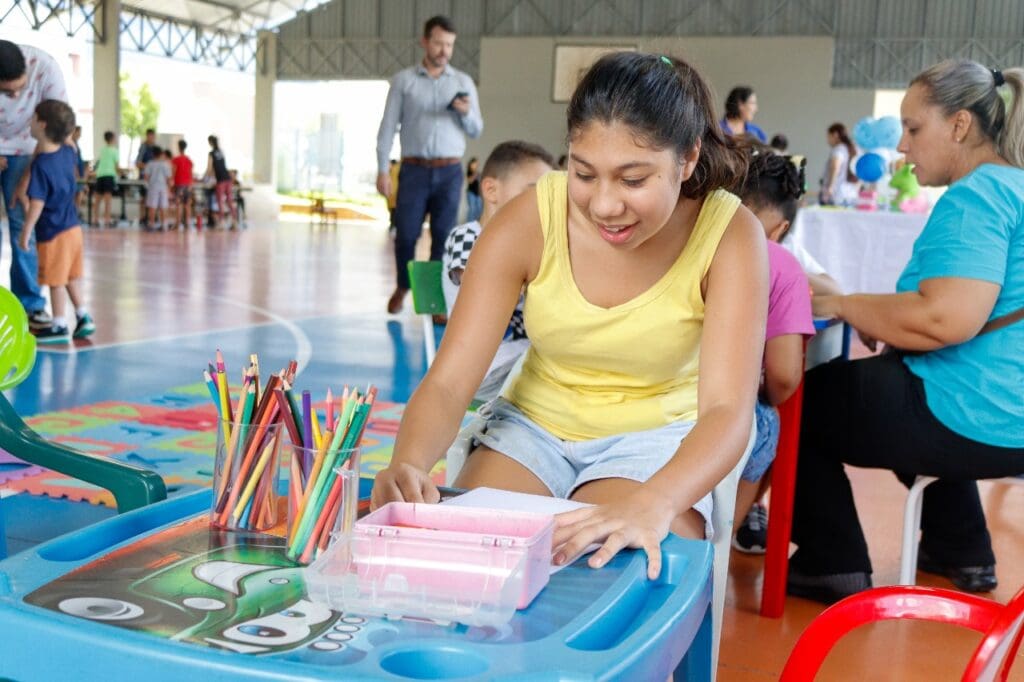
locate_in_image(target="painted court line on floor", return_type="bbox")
[51,274,314,375]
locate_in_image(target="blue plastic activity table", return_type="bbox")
[0,481,713,681]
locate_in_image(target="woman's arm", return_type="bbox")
[813,277,1001,351]
[553,205,769,578]
[645,204,768,513]
[370,190,543,508]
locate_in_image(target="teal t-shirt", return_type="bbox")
[896,164,1024,448]
[95,145,118,178]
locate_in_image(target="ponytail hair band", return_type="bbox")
[992,69,1005,87]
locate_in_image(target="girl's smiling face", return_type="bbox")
[567,120,697,249]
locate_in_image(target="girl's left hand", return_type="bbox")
[551,487,678,580]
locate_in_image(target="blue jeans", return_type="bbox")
[741,399,781,482]
[1,154,45,312]
[393,162,462,290]
[466,190,483,223]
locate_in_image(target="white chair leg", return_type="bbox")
[708,415,757,681]
[899,475,938,585]
[422,315,436,367]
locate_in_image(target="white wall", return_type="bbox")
[472,36,875,194]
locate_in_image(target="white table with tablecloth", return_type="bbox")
[788,206,930,294]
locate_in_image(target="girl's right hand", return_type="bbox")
[370,462,440,510]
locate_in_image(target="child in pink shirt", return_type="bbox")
[733,152,816,553]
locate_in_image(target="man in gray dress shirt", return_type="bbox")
[376,15,483,315]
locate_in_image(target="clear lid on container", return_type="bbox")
[304,502,554,627]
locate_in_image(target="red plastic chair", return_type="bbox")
[780,584,1024,681]
[760,371,804,617]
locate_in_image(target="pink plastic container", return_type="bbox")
[304,502,554,626]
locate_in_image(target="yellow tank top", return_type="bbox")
[504,171,741,440]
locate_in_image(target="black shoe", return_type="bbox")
[34,324,70,344]
[732,502,768,554]
[917,549,997,592]
[28,309,52,329]
[786,568,872,605]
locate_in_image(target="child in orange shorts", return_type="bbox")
[18,99,95,343]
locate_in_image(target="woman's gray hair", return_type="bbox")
[911,59,1024,168]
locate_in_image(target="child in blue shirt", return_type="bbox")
[18,100,95,343]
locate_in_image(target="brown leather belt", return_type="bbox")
[402,157,461,168]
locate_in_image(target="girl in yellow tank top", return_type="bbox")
[373,52,769,578]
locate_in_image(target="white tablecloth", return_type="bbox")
[789,207,930,294]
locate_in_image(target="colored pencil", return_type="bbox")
[325,388,334,435]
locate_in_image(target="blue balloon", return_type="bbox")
[853,116,902,150]
[875,116,902,149]
[855,152,887,182]
[853,117,880,150]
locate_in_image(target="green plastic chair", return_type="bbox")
[407,260,447,367]
[0,288,166,549]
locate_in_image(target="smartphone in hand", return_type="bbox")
[447,91,469,110]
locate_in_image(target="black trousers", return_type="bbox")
[791,352,1024,575]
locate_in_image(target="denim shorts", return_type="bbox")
[741,400,780,482]
[474,398,714,537]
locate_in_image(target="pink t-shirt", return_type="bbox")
[0,45,68,156]
[766,240,816,341]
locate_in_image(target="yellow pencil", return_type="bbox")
[232,432,278,522]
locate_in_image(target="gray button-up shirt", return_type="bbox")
[376,63,483,174]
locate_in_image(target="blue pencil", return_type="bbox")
[203,370,221,417]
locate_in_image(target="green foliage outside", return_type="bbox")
[120,73,160,162]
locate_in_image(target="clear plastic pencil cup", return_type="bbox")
[210,419,284,532]
[284,444,361,565]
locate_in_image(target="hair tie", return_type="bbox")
[992,69,1005,87]
[660,55,673,66]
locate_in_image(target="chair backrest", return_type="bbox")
[965,584,1024,682]
[407,261,447,315]
[780,584,1024,682]
[0,288,36,391]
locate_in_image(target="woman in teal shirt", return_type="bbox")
[788,58,1024,604]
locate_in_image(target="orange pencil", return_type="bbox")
[217,399,281,527]
[214,383,255,511]
[289,430,333,544]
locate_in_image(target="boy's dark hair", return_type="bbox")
[34,100,75,144]
[739,152,807,225]
[423,15,455,38]
[208,135,219,149]
[145,128,155,136]
[0,41,26,82]
[724,86,755,119]
[769,134,788,152]
[178,139,187,152]
[103,130,115,143]
[481,141,554,181]
[567,52,747,199]
[149,146,162,157]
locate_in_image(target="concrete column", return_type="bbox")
[91,0,120,158]
[253,30,276,184]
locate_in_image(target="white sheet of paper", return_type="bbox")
[442,487,597,573]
